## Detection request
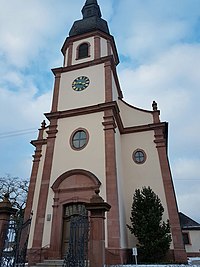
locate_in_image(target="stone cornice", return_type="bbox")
[45,101,167,136]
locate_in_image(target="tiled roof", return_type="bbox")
[179,212,200,230]
[69,0,110,37]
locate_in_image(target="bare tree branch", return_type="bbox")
[0,174,29,210]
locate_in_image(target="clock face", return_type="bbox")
[72,76,90,91]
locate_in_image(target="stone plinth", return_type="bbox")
[86,189,111,267]
[0,194,17,253]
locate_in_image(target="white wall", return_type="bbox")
[58,64,105,111]
[28,144,47,248]
[118,99,153,127]
[121,130,170,248]
[185,230,200,253]
[42,112,106,245]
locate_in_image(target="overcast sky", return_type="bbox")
[0,0,200,222]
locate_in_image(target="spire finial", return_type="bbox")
[82,0,101,19]
[152,101,158,111]
[85,0,98,5]
[90,189,104,203]
[41,120,46,129]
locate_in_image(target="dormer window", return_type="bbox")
[77,43,90,59]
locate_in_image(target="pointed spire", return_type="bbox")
[69,0,109,37]
[82,0,101,19]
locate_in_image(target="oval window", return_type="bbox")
[70,129,89,150]
[132,149,146,164]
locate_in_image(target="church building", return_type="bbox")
[24,0,187,265]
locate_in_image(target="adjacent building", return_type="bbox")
[179,212,200,257]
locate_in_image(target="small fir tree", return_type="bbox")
[127,186,172,263]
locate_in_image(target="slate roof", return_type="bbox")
[179,212,200,230]
[69,0,110,37]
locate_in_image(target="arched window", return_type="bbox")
[77,43,89,59]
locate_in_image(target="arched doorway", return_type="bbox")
[50,169,101,260]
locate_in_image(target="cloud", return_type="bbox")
[119,43,200,116]
[173,158,200,222]
[118,39,200,222]
[0,0,199,222]
[173,158,200,180]
[111,0,200,63]
[0,84,51,130]
[0,1,84,67]
[119,43,200,154]
[0,70,52,179]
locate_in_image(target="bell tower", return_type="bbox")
[51,0,121,114]
[25,0,187,265]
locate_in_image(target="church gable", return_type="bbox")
[118,98,154,127]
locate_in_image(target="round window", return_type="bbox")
[70,129,89,150]
[132,149,146,164]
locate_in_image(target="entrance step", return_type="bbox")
[31,260,64,267]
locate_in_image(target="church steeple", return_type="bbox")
[82,0,102,19]
[69,0,109,37]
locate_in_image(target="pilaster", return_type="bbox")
[51,72,61,113]
[32,118,58,249]
[104,61,113,102]
[24,121,47,223]
[86,190,111,267]
[154,123,187,263]
[94,35,101,59]
[103,109,121,251]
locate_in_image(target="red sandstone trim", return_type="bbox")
[104,61,113,102]
[94,36,101,59]
[123,122,166,134]
[52,55,112,74]
[106,248,130,265]
[51,73,61,113]
[45,101,119,120]
[61,30,119,65]
[66,42,73,66]
[52,169,101,191]
[45,101,166,137]
[31,139,47,147]
[154,126,187,263]
[49,170,101,259]
[32,118,58,248]
[187,252,200,257]
[24,123,46,222]
[75,41,91,60]
[107,40,112,56]
[103,109,121,250]
[152,101,161,123]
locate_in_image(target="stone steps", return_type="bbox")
[30,260,64,267]
[30,262,200,267]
